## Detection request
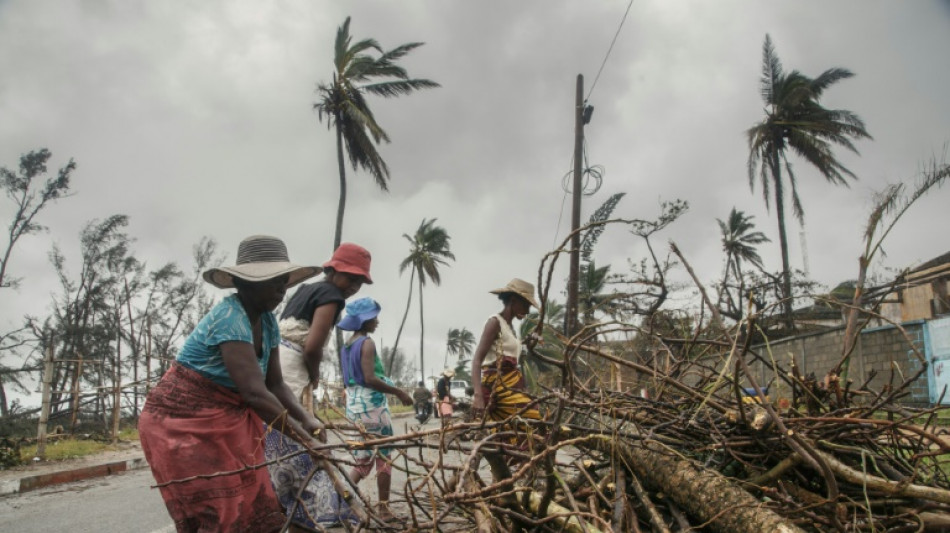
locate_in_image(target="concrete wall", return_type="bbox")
[603,322,930,406]
[744,321,928,405]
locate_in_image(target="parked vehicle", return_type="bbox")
[450,380,472,412]
[449,380,470,399]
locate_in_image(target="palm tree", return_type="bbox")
[444,327,475,370]
[578,260,616,327]
[389,219,455,380]
[315,17,440,250]
[747,34,871,327]
[717,208,770,320]
[521,299,566,389]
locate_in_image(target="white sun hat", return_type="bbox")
[202,235,321,289]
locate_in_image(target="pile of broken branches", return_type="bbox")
[310,318,950,533]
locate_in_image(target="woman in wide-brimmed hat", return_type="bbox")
[337,297,413,522]
[139,235,324,533]
[471,278,543,423]
[263,242,373,528]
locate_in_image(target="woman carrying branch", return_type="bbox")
[264,242,372,528]
[338,297,414,522]
[139,235,324,533]
[471,278,543,423]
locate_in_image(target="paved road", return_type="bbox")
[0,468,171,533]
[0,414,456,532]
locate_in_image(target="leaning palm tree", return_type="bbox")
[389,219,455,380]
[747,34,871,327]
[717,208,770,320]
[444,327,475,370]
[315,17,440,250]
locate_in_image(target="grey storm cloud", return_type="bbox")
[1,0,948,393]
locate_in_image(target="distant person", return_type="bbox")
[338,297,413,522]
[436,369,455,420]
[264,242,372,529]
[413,380,432,419]
[139,235,324,533]
[471,278,543,422]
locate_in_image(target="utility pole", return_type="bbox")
[565,74,584,337]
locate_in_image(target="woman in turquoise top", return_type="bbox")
[139,235,325,533]
[338,297,413,522]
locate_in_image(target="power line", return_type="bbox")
[586,0,635,102]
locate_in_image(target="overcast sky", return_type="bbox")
[1,1,949,396]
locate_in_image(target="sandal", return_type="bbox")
[374,502,397,522]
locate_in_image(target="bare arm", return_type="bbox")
[221,341,318,446]
[471,317,500,412]
[301,304,338,387]
[265,347,325,441]
[360,338,413,405]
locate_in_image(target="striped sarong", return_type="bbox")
[480,356,541,422]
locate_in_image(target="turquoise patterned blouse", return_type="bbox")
[176,294,280,389]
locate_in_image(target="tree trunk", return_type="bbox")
[770,149,795,330]
[36,343,55,459]
[112,316,121,444]
[388,268,415,373]
[585,436,806,533]
[733,256,745,319]
[145,319,152,399]
[333,115,347,251]
[69,355,83,433]
[0,379,8,417]
[418,270,425,382]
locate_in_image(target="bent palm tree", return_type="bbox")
[747,34,871,328]
[717,208,770,320]
[444,327,475,370]
[315,17,440,250]
[389,219,455,380]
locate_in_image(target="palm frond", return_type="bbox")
[759,34,783,105]
[364,79,441,98]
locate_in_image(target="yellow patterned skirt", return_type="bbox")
[481,356,542,422]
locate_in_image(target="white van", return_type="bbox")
[449,380,470,399]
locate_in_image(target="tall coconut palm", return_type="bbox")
[444,327,475,370]
[717,208,770,320]
[747,34,871,327]
[389,219,455,380]
[315,17,440,250]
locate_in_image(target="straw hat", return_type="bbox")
[336,297,381,331]
[324,242,373,284]
[202,235,321,289]
[442,369,455,378]
[489,278,539,308]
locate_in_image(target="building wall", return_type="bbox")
[902,285,934,322]
[602,322,929,406]
[746,322,928,405]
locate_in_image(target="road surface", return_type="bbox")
[0,414,469,532]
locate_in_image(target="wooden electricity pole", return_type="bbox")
[565,74,584,337]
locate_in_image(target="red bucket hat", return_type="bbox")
[324,243,373,284]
